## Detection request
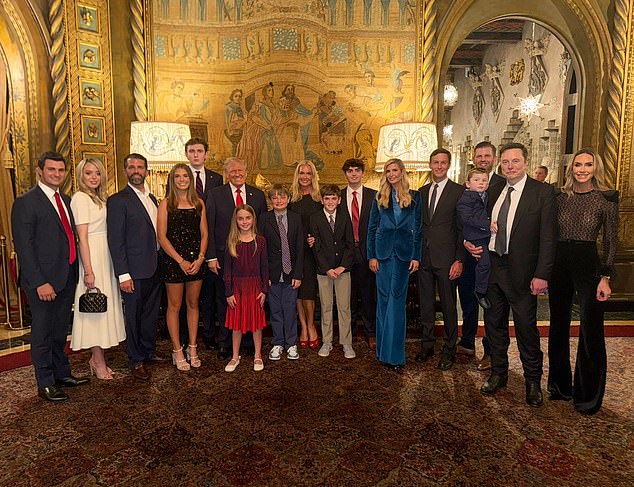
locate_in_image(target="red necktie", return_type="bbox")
[235,187,244,206]
[351,191,360,242]
[54,192,76,264]
[195,171,204,200]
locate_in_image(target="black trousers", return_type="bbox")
[548,241,606,413]
[350,248,376,337]
[485,254,542,381]
[418,251,459,355]
[25,269,76,388]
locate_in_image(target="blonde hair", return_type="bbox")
[166,163,203,214]
[227,204,258,258]
[563,148,609,197]
[376,158,412,209]
[76,158,108,207]
[290,161,321,203]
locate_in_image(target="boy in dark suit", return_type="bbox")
[11,151,89,402]
[457,168,492,309]
[310,185,355,359]
[260,184,305,361]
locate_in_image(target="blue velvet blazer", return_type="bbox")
[367,190,422,262]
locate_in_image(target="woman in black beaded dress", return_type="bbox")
[158,164,208,371]
[547,148,618,415]
[289,161,323,348]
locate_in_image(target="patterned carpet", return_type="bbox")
[0,337,632,486]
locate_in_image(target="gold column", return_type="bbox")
[130,0,148,122]
[416,0,437,123]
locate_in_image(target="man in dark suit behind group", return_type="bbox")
[12,151,89,402]
[339,158,377,350]
[205,157,267,360]
[416,148,465,370]
[107,153,162,381]
[468,142,556,407]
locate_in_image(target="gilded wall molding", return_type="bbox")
[617,0,634,208]
[416,0,437,123]
[604,0,631,189]
[48,0,71,162]
[131,0,148,121]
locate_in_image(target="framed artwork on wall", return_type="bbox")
[82,152,106,166]
[81,116,106,145]
[77,4,99,33]
[78,42,101,70]
[79,79,104,108]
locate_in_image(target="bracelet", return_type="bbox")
[198,253,205,259]
[178,259,185,265]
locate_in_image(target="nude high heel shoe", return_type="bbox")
[172,348,191,371]
[186,344,201,368]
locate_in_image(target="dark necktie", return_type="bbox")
[277,215,292,275]
[429,183,438,220]
[351,190,360,242]
[235,187,244,206]
[329,214,335,232]
[54,192,76,264]
[495,187,514,256]
[195,171,204,200]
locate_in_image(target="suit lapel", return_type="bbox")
[125,185,154,228]
[420,184,431,224]
[35,186,66,233]
[510,180,532,236]
[361,187,373,224]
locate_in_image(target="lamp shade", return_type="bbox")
[375,122,437,172]
[444,82,459,107]
[129,121,191,162]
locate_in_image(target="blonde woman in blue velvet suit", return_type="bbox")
[367,158,422,371]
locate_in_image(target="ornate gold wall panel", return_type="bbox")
[62,0,118,194]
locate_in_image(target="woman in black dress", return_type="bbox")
[158,164,208,371]
[289,160,322,348]
[548,148,618,415]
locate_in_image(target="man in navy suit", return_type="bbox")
[107,153,162,381]
[205,157,267,359]
[457,141,504,370]
[416,148,465,370]
[339,158,377,350]
[174,138,223,350]
[12,151,89,402]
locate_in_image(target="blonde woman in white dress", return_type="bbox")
[70,158,126,379]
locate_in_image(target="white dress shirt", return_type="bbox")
[488,174,527,254]
[38,181,72,222]
[190,164,206,193]
[229,183,247,205]
[346,185,364,217]
[428,177,449,215]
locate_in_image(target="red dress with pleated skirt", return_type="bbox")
[224,236,269,333]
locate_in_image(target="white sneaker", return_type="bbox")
[269,345,283,361]
[343,344,356,359]
[286,345,299,360]
[318,343,333,357]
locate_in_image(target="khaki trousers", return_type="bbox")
[317,272,352,345]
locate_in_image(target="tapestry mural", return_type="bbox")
[151,0,417,183]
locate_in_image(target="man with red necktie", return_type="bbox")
[12,152,89,402]
[339,158,377,350]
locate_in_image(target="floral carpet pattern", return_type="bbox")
[0,337,632,486]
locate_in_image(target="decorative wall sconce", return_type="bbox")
[444,82,459,108]
[376,122,437,172]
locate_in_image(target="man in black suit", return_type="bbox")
[178,138,222,350]
[205,157,267,359]
[468,142,556,407]
[415,148,465,370]
[457,141,504,370]
[11,152,89,402]
[107,153,162,381]
[339,158,377,350]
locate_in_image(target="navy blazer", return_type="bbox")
[107,185,158,280]
[367,191,422,262]
[487,177,556,291]
[310,208,355,274]
[11,186,78,292]
[205,183,267,263]
[260,209,304,283]
[338,186,377,262]
[457,190,490,241]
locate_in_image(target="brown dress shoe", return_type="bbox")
[131,363,151,381]
[477,353,491,371]
[368,336,376,351]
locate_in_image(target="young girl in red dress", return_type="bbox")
[224,204,269,372]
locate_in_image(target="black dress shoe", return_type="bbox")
[474,291,491,309]
[437,353,455,371]
[204,337,218,351]
[217,347,232,360]
[146,352,168,363]
[525,381,544,407]
[480,374,508,395]
[547,385,572,401]
[131,363,151,381]
[38,386,69,402]
[415,348,434,363]
[55,376,90,387]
